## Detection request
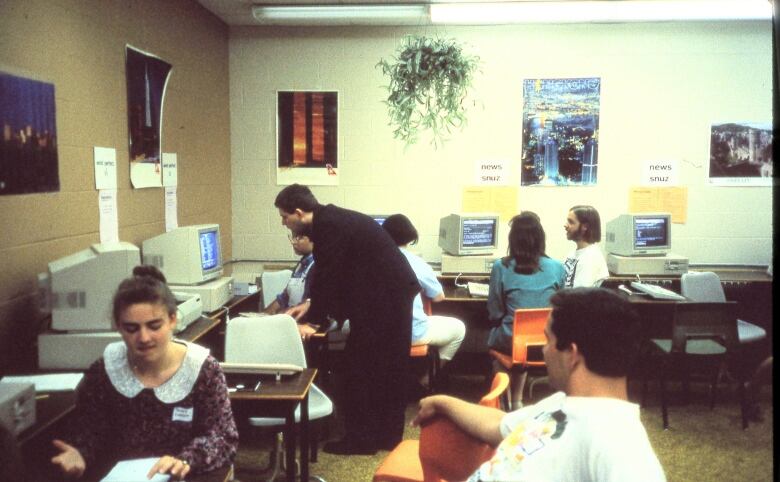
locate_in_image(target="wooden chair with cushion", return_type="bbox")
[372,372,509,482]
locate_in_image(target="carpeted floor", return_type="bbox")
[233,374,774,481]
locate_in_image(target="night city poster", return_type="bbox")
[521,77,601,187]
[126,45,172,188]
[0,72,59,195]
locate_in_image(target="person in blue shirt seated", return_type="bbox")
[487,211,566,405]
[382,214,466,390]
[264,225,319,339]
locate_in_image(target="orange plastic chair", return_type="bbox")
[410,295,439,393]
[372,372,509,482]
[488,308,552,407]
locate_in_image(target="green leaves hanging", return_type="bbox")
[377,36,480,147]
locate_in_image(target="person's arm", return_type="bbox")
[51,361,110,476]
[263,299,281,315]
[486,261,504,324]
[176,358,238,474]
[412,395,505,447]
[285,298,311,322]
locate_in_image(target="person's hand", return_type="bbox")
[411,395,442,427]
[285,299,311,321]
[51,439,86,479]
[297,322,318,341]
[147,455,191,480]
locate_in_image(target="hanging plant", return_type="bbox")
[377,36,480,147]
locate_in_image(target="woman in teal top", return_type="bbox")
[487,212,566,355]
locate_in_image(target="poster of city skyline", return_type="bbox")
[521,77,601,186]
[709,121,773,186]
[0,71,60,195]
[126,45,172,189]
[277,91,338,186]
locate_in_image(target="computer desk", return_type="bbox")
[228,368,317,482]
[434,267,773,355]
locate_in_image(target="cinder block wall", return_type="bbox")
[0,0,231,372]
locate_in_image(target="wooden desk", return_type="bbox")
[228,368,317,482]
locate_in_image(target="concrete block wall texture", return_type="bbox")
[228,22,773,267]
[0,0,231,372]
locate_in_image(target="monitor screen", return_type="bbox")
[462,218,497,248]
[199,229,220,271]
[371,215,388,226]
[634,217,668,249]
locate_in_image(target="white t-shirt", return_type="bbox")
[563,243,610,288]
[469,392,666,482]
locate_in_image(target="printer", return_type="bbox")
[0,382,36,436]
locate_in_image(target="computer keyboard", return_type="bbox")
[630,281,686,301]
[467,282,490,297]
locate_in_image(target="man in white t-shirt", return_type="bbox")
[412,288,666,482]
[563,205,610,288]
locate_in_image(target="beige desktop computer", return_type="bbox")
[607,253,689,276]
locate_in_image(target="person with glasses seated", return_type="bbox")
[264,226,319,339]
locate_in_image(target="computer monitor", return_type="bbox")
[369,214,389,226]
[438,213,500,256]
[142,224,223,285]
[42,242,141,331]
[605,213,672,256]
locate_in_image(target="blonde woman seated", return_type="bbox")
[383,214,466,388]
[50,266,238,480]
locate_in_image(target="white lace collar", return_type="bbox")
[103,340,209,403]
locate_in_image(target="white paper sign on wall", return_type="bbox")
[475,159,509,185]
[641,160,679,186]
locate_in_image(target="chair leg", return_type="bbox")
[739,380,749,430]
[659,367,669,430]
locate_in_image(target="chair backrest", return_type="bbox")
[671,301,739,353]
[418,372,508,481]
[479,372,510,409]
[511,308,552,367]
[680,271,727,303]
[261,269,293,309]
[224,314,307,367]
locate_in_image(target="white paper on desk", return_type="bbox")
[101,457,170,482]
[0,373,84,392]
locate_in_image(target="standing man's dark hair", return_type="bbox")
[274,183,320,213]
[569,205,602,244]
[548,287,640,377]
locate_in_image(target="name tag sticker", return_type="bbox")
[172,406,194,422]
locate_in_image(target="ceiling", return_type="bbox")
[195,0,770,26]
[195,0,589,26]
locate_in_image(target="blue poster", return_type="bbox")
[0,72,59,195]
[521,77,601,186]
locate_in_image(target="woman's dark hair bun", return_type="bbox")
[132,265,167,284]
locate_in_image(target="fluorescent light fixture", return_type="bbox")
[430,1,772,24]
[252,4,429,25]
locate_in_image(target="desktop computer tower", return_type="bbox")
[169,276,233,313]
[607,253,689,276]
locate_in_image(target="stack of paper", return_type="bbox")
[100,458,170,482]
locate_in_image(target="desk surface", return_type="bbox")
[228,368,316,402]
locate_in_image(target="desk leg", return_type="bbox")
[301,392,310,481]
[285,406,296,482]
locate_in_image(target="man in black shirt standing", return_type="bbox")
[275,184,419,454]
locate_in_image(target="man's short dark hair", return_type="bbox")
[274,184,320,213]
[570,205,602,243]
[549,287,640,377]
[382,214,418,246]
